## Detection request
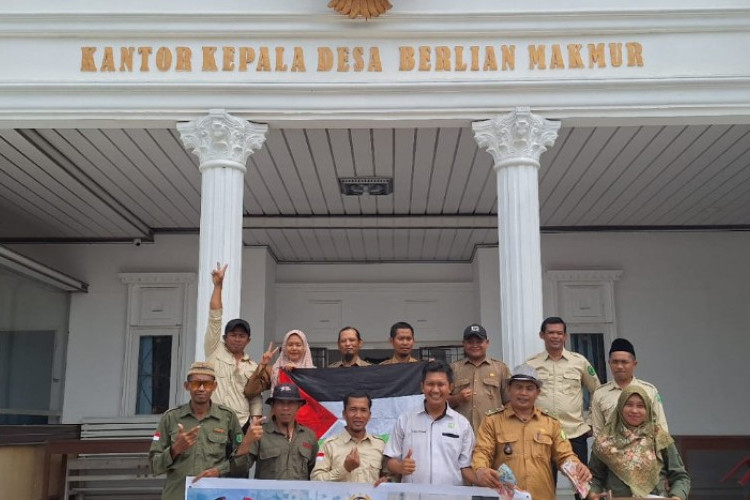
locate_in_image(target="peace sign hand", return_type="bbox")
[211,263,228,287]
[260,342,280,366]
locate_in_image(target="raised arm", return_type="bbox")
[204,263,227,357]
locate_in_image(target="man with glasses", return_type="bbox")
[149,361,245,500]
[205,263,262,429]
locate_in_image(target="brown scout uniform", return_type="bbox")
[450,357,511,431]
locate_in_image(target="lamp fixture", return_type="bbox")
[338,177,393,196]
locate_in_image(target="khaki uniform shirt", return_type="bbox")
[450,357,511,431]
[591,377,669,435]
[204,308,262,423]
[149,402,242,500]
[472,406,578,500]
[379,355,420,365]
[310,430,385,483]
[328,357,372,367]
[526,348,601,438]
[230,420,318,480]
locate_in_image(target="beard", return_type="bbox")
[343,352,355,363]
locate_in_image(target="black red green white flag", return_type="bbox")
[280,362,425,444]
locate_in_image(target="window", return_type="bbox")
[0,266,71,424]
[136,335,174,415]
[418,346,464,363]
[119,273,195,416]
[309,347,328,368]
[570,332,607,410]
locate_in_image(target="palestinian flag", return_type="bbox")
[280,362,425,444]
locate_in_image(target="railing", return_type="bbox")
[674,435,750,499]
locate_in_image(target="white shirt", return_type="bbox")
[384,401,474,486]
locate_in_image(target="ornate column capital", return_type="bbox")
[473,107,561,171]
[177,109,268,172]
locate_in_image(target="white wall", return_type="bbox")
[274,262,475,349]
[540,231,750,435]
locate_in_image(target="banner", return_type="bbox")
[185,477,501,500]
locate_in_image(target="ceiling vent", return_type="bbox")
[338,177,393,196]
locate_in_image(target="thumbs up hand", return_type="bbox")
[401,448,416,475]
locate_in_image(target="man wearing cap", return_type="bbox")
[311,391,387,484]
[328,326,372,367]
[384,360,476,486]
[205,263,262,428]
[448,324,511,432]
[526,316,600,482]
[230,383,318,480]
[591,338,669,435]
[149,362,245,500]
[379,322,420,365]
[473,364,592,500]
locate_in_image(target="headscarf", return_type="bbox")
[271,329,315,390]
[592,385,674,497]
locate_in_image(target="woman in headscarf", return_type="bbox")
[244,329,315,399]
[586,386,690,500]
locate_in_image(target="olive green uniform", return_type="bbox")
[149,402,242,500]
[230,419,318,479]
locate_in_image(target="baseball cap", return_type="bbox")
[463,324,488,340]
[224,318,251,336]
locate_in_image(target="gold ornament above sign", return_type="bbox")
[328,0,392,19]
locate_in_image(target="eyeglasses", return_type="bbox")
[187,380,216,390]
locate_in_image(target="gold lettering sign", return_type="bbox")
[79,42,644,73]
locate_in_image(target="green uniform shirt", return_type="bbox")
[230,419,318,480]
[149,402,242,500]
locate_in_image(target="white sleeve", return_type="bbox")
[458,420,475,468]
[384,414,405,459]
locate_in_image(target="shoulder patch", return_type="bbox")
[235,433,243,444]
[371,434,386,442]
[587,365,596,376]
[541,408,559,420]
[485,407,503,416]
[656,393,662,402]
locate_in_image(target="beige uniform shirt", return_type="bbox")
[379,355,420,365]
[204,308,262,423]
[526,349,601,439]
[328,357,372,367]
[450,357,511,431]
[311,430,385,483]
[472,406,579,500]
[591,377,669,435]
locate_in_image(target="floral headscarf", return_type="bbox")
[592,385,674,497]
[271,329,315,389]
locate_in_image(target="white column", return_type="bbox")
[177,109,268,360]
[473,107,560,368]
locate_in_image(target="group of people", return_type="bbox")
[148,264,691,500]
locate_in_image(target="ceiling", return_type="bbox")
[1,123,749,262]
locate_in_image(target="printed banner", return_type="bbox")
[185,477,501,500]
